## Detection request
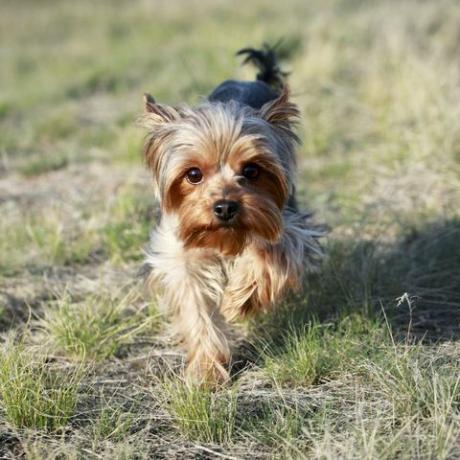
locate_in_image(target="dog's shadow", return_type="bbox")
[231,217,460,376]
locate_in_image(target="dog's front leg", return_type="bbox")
[146,242,232,384]
[170,273,232,384]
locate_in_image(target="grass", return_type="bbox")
[367,343,460,422]
[39,289,157,361]
[0,341,81,431]
[90,401,135,443]
[239,394,311,457]
[0,183,153,275]
[100,184,154,264]
[1,0,460,457]
[299,344,460,459]
[19,154,69,177]
[162,379,238,444]
[263,315,387,387]
[0,210,95,275]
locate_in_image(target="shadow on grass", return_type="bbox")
[243,217,460,365]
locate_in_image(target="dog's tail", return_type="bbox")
[237,42,288,91]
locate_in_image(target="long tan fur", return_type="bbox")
[142,88,322,384]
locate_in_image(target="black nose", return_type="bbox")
[213,200,240,222]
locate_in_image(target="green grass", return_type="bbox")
[366,343,460,422]
[90,402,135,443]
[0,211,95,275]
[298,345,460,459]
[162,379,238,444]
[19,154,69,177]
[240,395,311,457]
[100,185,154,264]
[0,184,153,275]
[263,315,387,387]
[0,341,81,431]
[1,0,460,457]
[39,290,157,361]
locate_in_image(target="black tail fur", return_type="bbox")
[237,42,288,90]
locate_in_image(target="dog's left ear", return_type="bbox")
[259,86,299,130]
[143,93,181,125]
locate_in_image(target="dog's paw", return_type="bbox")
[185,354,230,387]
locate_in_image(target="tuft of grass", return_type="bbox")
[91,403,135,443]
[365,343,460,422]
[300,342,460,459]
[263,314,387,387]
[241,398,309,457]
[162,378,238,444]
[0,341,81,431]
[24,218,68,265]
[39,290,157,361]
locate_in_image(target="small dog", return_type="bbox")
[141,46,322,384]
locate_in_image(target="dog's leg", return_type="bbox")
[177,295,232,385]
[146,221,232,384]
[148,262,232,384]
[221,212,322,320]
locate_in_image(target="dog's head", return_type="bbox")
[141,89,299,256]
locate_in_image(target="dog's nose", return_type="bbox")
[213,200,239,222]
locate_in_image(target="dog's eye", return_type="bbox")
[185,167,203,184]
[242,163,260,180]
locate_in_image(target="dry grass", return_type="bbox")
[1,0,460,457]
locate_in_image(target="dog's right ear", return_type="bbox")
[141,94,182,192]
[143,93,181,124]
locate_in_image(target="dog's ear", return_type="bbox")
[143,93,181,124]
[259,86,299,131]
[141,94,182,186]
[144,93,157,112]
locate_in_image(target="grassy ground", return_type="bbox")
[1,0,460,458]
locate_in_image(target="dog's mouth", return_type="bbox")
[181,220,248,256]
[207,212,244,229]
[214,218,238,228]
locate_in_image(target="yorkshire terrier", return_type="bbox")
[141,45,323,384]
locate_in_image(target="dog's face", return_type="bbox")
[142,90,298,256]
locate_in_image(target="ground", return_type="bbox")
[1,0,460,458]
